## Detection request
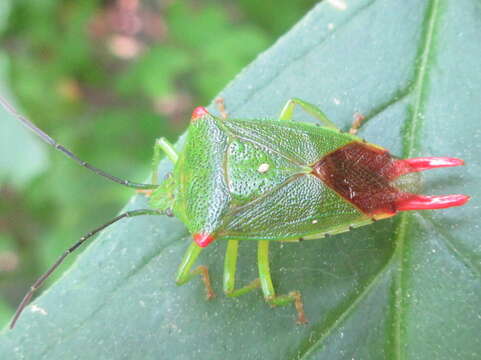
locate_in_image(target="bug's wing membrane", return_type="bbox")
[219,175,366,241]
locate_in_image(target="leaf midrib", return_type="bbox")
[392,0,441,359]
[297,1,443,359]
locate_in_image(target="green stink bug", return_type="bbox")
[2,96,469,328]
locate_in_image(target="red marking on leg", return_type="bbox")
[394,157,464,176]
[193,233,215,247]
[191,106,209,121]
[396,194,470,211]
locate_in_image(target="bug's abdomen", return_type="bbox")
[312,142,421,217]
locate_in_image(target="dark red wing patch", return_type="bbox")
[312,142,469,217]
[312,142,403,216]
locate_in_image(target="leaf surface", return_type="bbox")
[1,1,480,359]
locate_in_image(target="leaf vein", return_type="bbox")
[392,1,442,359]
[297,259,393,359]
[418,212,481,277]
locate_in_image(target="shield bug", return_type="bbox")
[1,96,469,328]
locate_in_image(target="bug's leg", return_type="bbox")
[9,208,163,329]
[349,112,366,135]
[223,240,261,297]
[137,137,178,196]
[0,95,157,190]
[176,242,215,299]
[257,240,308,324]
[215,97,228,119]
[278,98,338,130]
[150,137,178,184]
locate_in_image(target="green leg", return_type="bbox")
[257,240,308,324]
[278,97,338,130]
[176,242,215,299]
[223,240,261,297]
[151,137,178,185]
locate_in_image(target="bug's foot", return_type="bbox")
[266,291,308,325]
[290,291,308,324]
[349,112,366,135]
[197,265,216,300]
[215,97,228,119]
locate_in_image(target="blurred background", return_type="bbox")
[0,0,317,328]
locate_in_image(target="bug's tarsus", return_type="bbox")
[215,97,228,119]
[0,95,157,190]
[197,265,216,299]
[9,208,163,329]
[349,112,366,135]
[289,291,308,325]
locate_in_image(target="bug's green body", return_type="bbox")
[142,98,467,324]
[151,115,374,242]
[4,96,468,327]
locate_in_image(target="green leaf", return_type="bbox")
[1,1,480,359]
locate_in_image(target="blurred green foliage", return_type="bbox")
[0,0,317,328]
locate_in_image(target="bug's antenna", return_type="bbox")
[0,95,158,190]
[9,208,163,329]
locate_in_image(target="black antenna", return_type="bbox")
[9,208,164,329]
[0,95,158,190]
